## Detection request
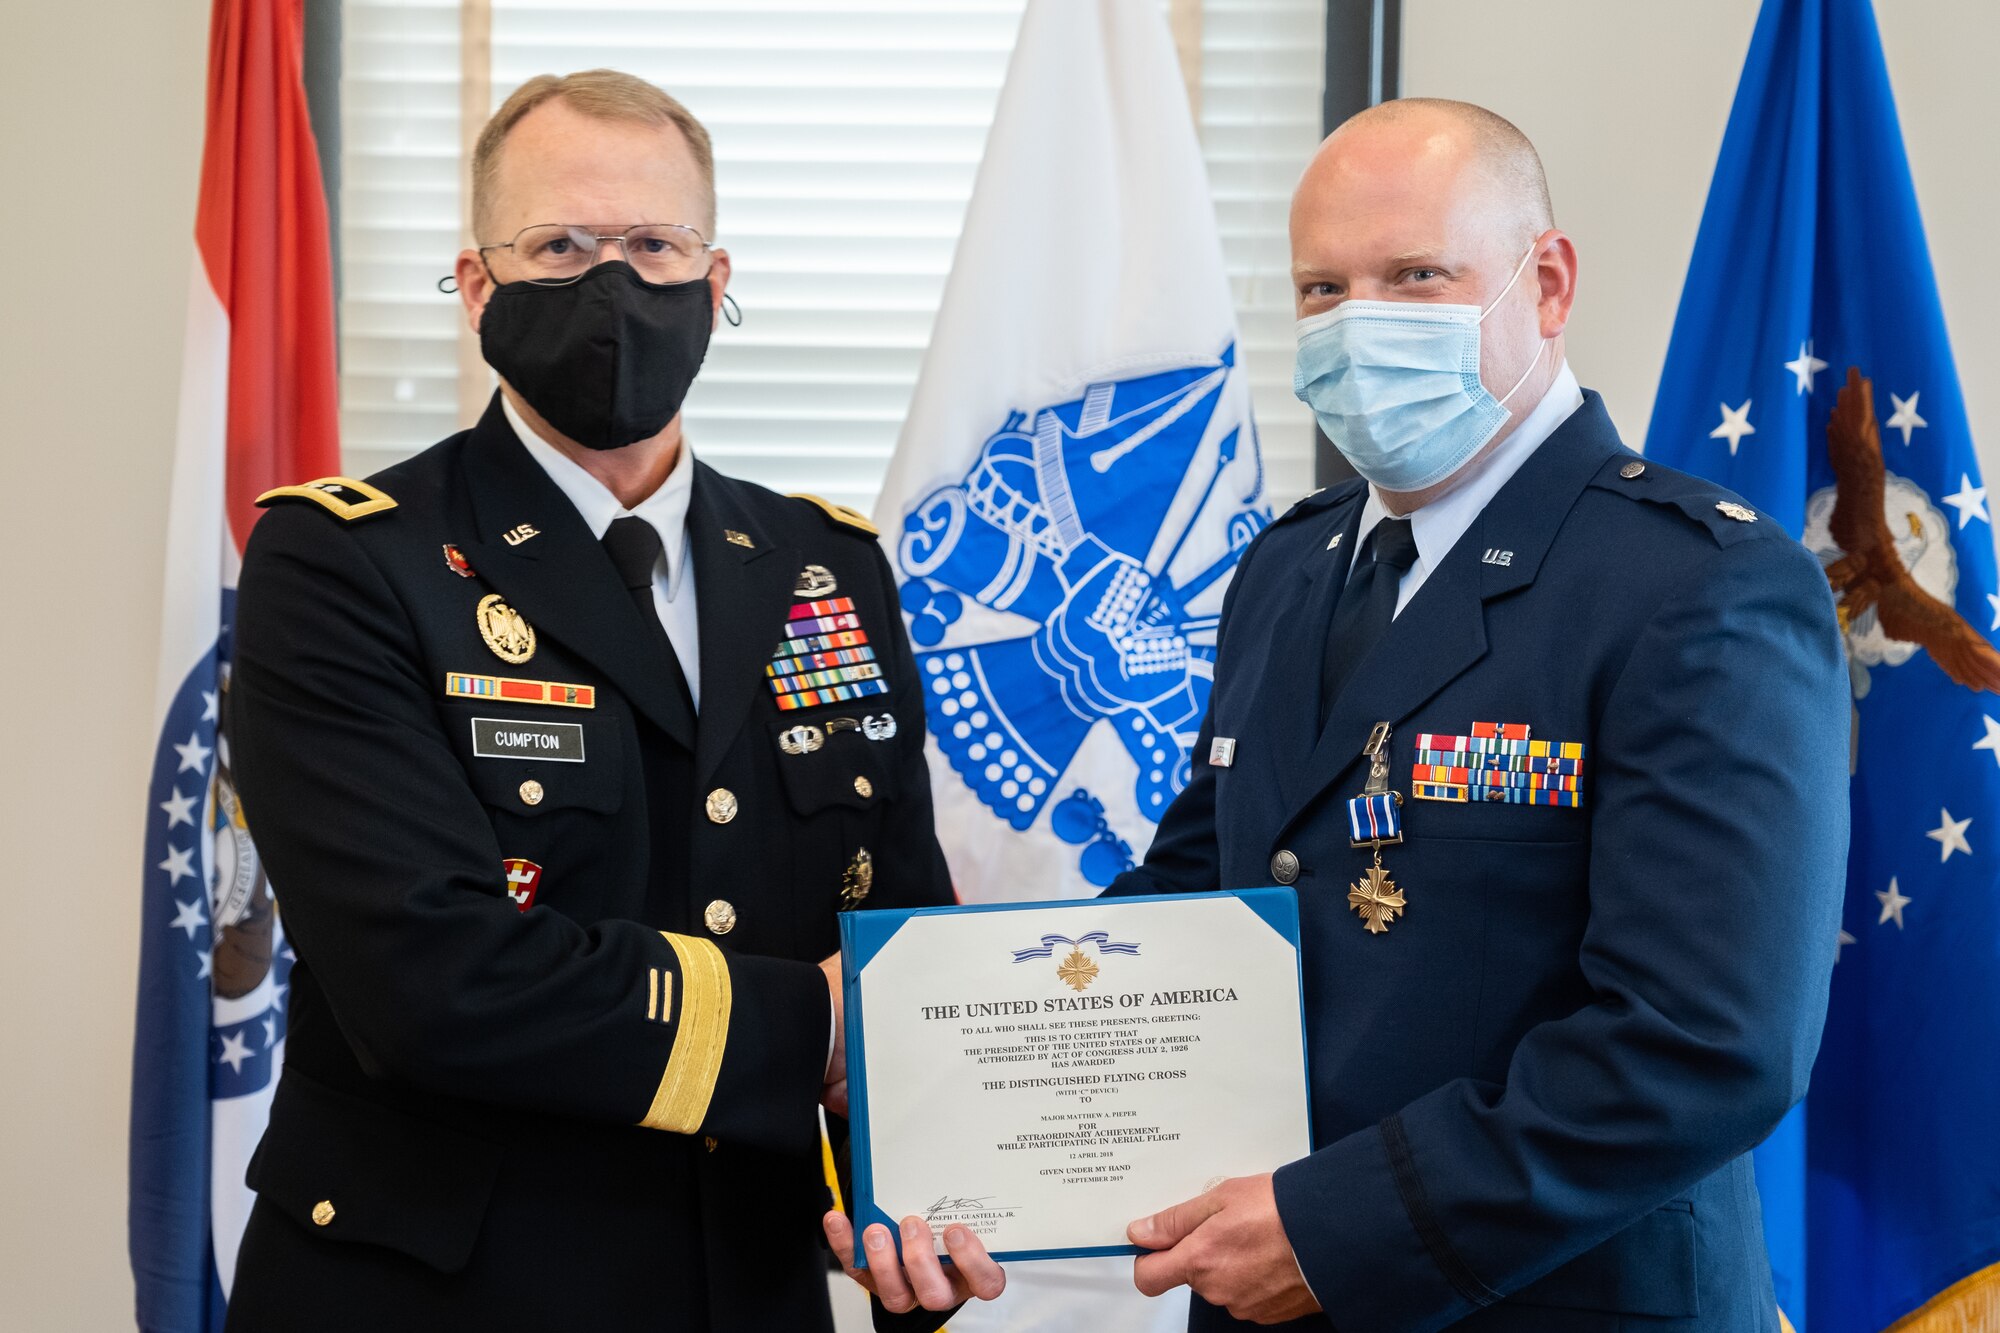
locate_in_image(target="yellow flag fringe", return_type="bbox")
[1884,1261,2000,1333]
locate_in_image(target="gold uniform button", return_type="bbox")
[519,779,544,806]
[705,788,738,824]
[1620,460,1646,480]
[311,1200,335,1227]
[853,775,874,799]
[704,899,738,935]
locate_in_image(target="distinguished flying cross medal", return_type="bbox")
[1347,722,1407,934]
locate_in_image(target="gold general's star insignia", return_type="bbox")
[1348,864,1406,934]
[1056,947,1100,992]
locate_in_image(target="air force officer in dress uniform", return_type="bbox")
[1113,100,1850,1331]
[224,70,998,1331]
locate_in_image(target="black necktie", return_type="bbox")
[601,516,695,712]
[1320,517,1419,720]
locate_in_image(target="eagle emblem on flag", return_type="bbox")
[1804,368,2000,696]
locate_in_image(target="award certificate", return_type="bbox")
[840,887,1310,1263]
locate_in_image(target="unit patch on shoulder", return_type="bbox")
[255,476,397,522]
[789,493,879,537]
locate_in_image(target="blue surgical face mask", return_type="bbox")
[1293,245,1546,492]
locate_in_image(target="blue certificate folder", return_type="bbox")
[839,886,1306,1267]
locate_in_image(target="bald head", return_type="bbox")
[1337,99,1551,243]
[1288,94,1570,324]
[1290,98,1578,503]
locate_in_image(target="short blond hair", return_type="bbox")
[472,69,716,240]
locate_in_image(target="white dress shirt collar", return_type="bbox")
[1352,359,1584,614]
[501,393,696,600]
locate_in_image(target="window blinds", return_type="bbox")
[339,0,1324,509]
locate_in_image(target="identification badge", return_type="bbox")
[471,717,586,763]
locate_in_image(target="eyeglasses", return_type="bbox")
[477,223,714,286]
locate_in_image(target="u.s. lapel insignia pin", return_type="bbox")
[725,529,755,549]
[795,564,838,597]
[502,523,540,547]
[476,594,537,664]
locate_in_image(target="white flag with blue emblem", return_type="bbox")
[878,0,1268,904]
[873,1,1267,1326]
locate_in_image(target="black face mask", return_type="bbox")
[479,261,714,451]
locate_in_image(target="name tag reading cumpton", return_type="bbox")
[470,717,587,763]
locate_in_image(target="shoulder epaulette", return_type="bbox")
[1587,455,1766,548]
[1268,479,1362,530]
[789,492,879,537]
[256,477,398,523]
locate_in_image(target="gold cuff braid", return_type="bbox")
[639,934,731,1133]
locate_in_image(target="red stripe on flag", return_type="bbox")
[195,0,340,557]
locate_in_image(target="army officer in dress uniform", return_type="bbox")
[224,69,1001,1331]
[1112,100,1850,1331]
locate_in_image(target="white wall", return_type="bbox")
[5,3,1998,1328]
[1403,0,2000,488]
[0,0,209,1328]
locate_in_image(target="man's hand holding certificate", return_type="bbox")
[826,887,1310,1292]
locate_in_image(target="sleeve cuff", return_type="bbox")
[638,932,732,1132]
[1273,1116,1486,1331]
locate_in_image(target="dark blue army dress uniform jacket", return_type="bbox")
[1111,393,1850,1333]
[223,395,953,1333]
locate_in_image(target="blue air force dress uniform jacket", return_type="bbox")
[1111,393,1850,1333]
[223,395,953,1333]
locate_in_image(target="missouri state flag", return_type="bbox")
[1647,1,2000,1327]
[129,1,338,1327]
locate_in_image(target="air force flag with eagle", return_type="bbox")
[1646,1,2000,1327]
[872,0,1265,1326]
